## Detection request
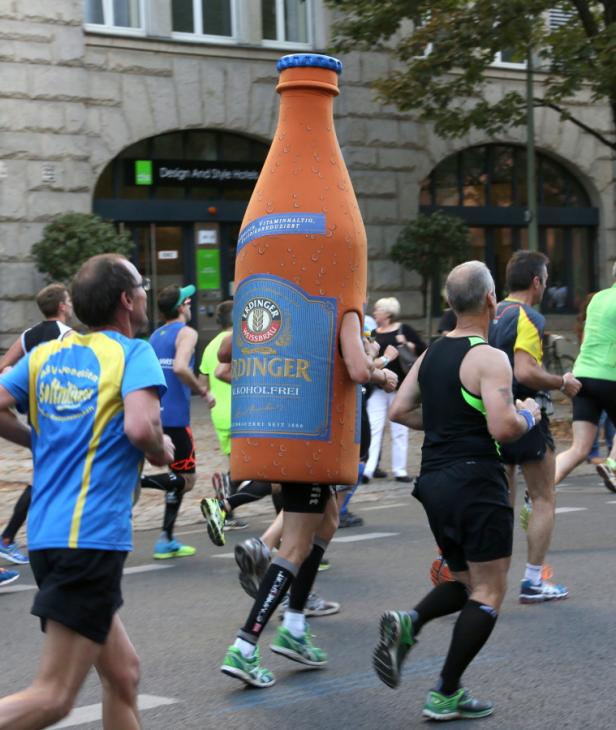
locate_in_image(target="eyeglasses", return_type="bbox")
[137,277,151,292]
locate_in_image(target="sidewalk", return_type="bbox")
[0,394,598,539]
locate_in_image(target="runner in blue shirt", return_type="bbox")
[142,284,215,559]
[0,254,172,729]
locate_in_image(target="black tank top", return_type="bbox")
[22,320,71,353]
[419,336,499,471]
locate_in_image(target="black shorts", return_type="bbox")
[164,426,196,473]
[29,548,127,644]
[572,377,616,426]
[414,460,513,572]
[281,483,335,513]
[499,414,554,465]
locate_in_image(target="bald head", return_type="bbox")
[446,261,495,316]
[71,253,138,327]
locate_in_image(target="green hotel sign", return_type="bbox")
[135,160,153,186]
[127,159,261,187]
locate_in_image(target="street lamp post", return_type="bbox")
[526,46,539,251]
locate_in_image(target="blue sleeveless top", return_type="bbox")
[149,321,193,427]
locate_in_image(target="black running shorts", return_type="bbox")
[498,413,554,465]
[572,377,616,426]
[413,460,513,572]
[29,548,127,644]
[280,483,335,513]
[164,426,196,473]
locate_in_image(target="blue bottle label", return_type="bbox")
[237,213,326,253]
[231,274,337,440]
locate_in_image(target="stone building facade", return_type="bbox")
[1,0,614,349]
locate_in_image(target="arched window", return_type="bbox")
[93,129,270,333]
[94,129,269,203]
[420,144,598,312]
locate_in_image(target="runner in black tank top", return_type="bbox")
[371,260,541,721]
[419,336,498,471]
[0,283,73,569]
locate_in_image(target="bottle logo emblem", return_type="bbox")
[241,297,281,344]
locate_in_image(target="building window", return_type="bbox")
[262,0,310,46]
[171,0,234,39]
[420,144,597,311]
[84,0,144,32]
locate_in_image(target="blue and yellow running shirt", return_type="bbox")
[0,331,166,552]
[489,298,545,399]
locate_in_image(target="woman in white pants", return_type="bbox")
[364,297,426,482]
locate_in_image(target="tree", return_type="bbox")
[32,213,134,282]
[390,212,470,338]
[328,1,616,151]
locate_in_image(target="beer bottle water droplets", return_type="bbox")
[231,53,367,485]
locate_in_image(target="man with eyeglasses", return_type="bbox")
[142,283,215,560]
[489,250,581,603]
[0,253,173,727]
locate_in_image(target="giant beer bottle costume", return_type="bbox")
[231,54,367,485]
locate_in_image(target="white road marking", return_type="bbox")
[49,694,178,728]
[554,507,587,514]
[332,531,398,543]
[211,552,235,559]
[124,564,174,574]
[359,502,408,512]
[0,583,36,593]
[174,528,208,537]
[606,500,616,504]
[1,565,174,594]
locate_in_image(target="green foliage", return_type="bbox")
[328,1,616,150]
[32,213,134,282]
[390,212,470,283]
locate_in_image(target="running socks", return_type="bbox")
[288,538,327,611]
[140,473,186,541]
[238,557,297,644]
[2,484,31,544]
[437,600,498,695]
[226,481,272,511]
[163,488,184,540]
[411,580,469,634]
[524,563,542,585]
[141,472,185,493]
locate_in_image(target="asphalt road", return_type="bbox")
[1,473,616,730]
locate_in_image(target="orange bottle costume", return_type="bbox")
[230,54,367,486]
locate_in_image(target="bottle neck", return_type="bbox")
[276,68,338,127]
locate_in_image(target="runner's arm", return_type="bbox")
[389,352,425,430]
[217,333,232,364]
[214,362,232,384]
[124,387,174,465]
[174,327,215,405]
[514,349,580,397]
[340,311,373,384]
[0,387,31,448]
[0,337,24,373]
[478,348,541,442]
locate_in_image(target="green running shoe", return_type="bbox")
[373,610,416,689]
[270,626,328,667]
[423,688,493,721]
[152,537,196,559]
[220,646,275,688]
[200,497,226,546]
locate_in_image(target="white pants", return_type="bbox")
[365,388,409,478]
